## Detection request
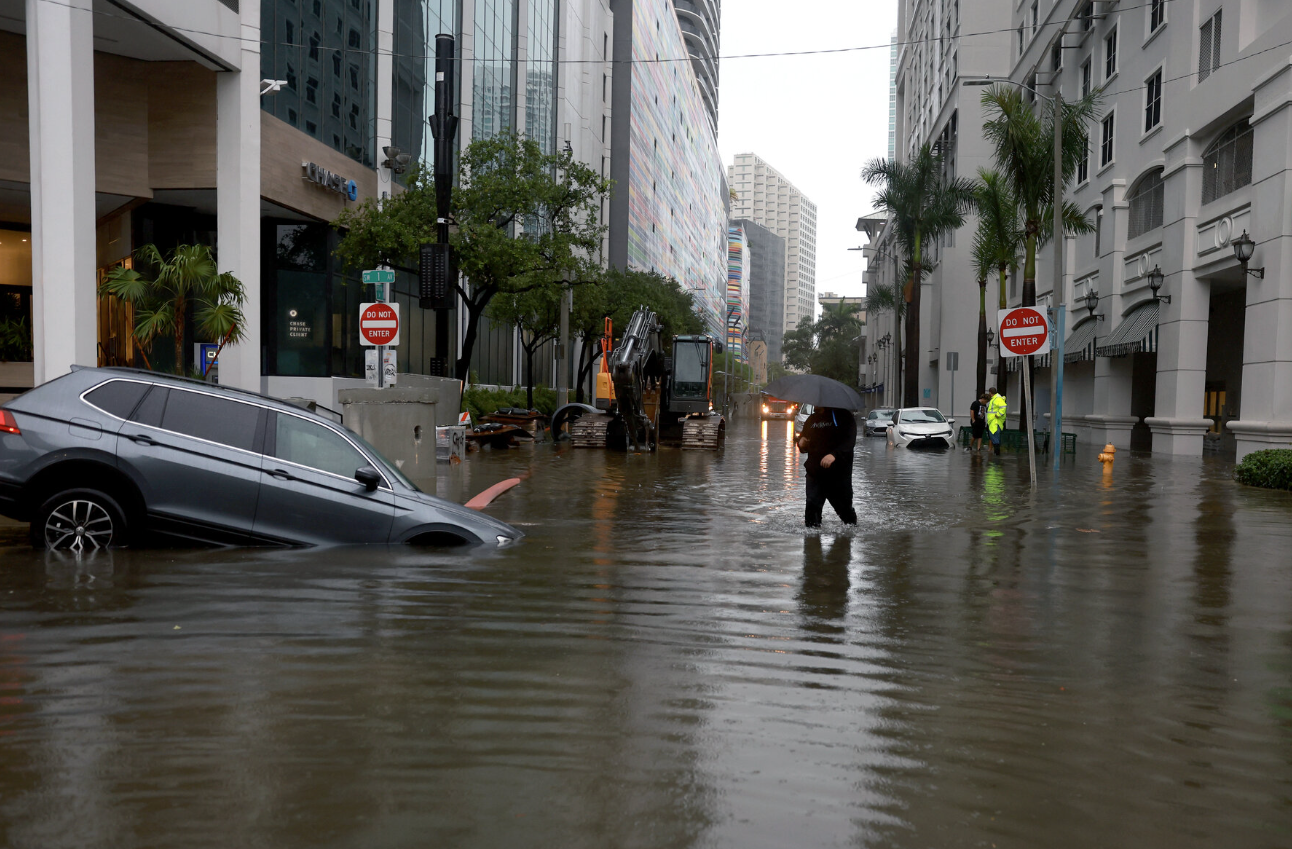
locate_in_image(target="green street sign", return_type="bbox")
[362,269,396,284]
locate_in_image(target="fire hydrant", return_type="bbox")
[1098,442,1116,464]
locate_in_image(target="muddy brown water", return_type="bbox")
[1,419,1290,848]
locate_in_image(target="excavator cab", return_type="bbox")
[670,335,722,414]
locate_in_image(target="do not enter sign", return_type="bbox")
[997,306,1049,358]
[359,302,400,346]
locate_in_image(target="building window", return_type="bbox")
[1202,120,1253,205]
[1104,27,1118,80]
[1199,10,1222,83]
[1079,1,1093,32]
[1094,206,1103,257]
[1030,1,1038,40]
[1144,69,1162,132]
[1078,138,1089,184]
[305,77,318,104]
[1100,113,1115,167]
[1127,169,1164,239]
[1052,41,1063,73]
[1149,0,1166,33]
[1081,58,1092,98]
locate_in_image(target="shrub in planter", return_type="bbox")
[1234,449,1292,491]
[0,317,32,362]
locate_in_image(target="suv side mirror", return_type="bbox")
[355,465,381,491]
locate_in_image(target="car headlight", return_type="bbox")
[497,535,515,546]
[762,404,768,412]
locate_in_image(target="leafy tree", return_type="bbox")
[780,301,863,386]
[486,284,562,409]
[979,86,1100,309]
[334,131,610,380]
[862,145,976,406]
[971,169,1023,395]
[100,244,246,375]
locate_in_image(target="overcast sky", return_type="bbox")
[717,0,899,311]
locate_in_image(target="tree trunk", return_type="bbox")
[173,297,187,375]
[904,234,922,407]
[1020,230,1037,429]
[976,279,987,397]
[891,303,903,409]
[455,289,494,382]
[524,338,535,409]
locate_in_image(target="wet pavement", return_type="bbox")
[2,418,1291,848]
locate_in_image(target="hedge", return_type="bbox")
[462,385,557,424]
[1234,449,1292,491]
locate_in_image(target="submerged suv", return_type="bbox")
[0,367,521,550]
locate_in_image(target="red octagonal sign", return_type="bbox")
[997,306,1049,358]
[359,302,400,346]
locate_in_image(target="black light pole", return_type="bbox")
[422,33,459,376]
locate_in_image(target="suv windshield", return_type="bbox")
[868,409,894,421]
[899,409,946,424]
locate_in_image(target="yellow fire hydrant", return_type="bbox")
[1098,442,1116,464]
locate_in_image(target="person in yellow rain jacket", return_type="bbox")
[986,387,1007,456]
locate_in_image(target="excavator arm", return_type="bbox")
[610,308,664,451]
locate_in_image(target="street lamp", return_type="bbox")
[1145,265,1170,304]
[985,326,995,347]
[1232,230,1265,279]
[1083,288,1106,320]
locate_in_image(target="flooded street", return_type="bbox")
[2,419,1291,848]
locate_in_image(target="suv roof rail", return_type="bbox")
[99,366,280,405]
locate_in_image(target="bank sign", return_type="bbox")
[302,161,358,201]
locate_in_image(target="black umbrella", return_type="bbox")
[761,374,864,411]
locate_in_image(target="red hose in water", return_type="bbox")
[465,477,522,510]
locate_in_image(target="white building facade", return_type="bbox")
[728,153,819,338]
[868,0,1292,460]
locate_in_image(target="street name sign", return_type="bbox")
[359,302,400,346]
[997,307,1050,358]
[362,269,396,284]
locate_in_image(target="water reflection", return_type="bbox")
[0,422,1289,847]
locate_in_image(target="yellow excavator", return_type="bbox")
[552,307,726,451]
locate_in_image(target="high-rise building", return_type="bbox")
[727,153,818,336]
[733,218,786,365]
[608,0,728,336]
[887,30,898,161]
[674,0,720,134]
[726,224,749,359]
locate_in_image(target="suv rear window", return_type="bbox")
[84,380,150,419]
[160,389,262,452]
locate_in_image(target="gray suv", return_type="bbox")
[0,367,521,550]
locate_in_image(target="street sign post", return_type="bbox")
[360,300,399,389]
[997,307,1048,489]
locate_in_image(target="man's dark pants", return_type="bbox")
[805,458,857,527]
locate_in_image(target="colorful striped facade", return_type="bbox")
[726,224,749,360]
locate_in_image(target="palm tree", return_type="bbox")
[100,244,247,376]
[979,86,1100,310]
[972,169,1023,395]
[863,263,906,403]
[862,144,977,406]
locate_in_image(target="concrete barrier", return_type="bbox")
[338,387,439,491]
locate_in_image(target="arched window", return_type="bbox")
[1202,119,1253,205]
[1127,169,1164,239]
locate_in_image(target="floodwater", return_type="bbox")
[2,418,1291,848]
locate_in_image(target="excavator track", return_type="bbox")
[680,416,724,450]
[571,413,614,448]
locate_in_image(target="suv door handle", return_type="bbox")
[128,433,159,446]
[269,468,297,481]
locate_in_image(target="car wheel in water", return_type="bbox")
[33,489,126,552]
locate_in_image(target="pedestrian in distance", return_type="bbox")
[986,387,1007,456]
[797,406,858,528]
[968,393,988,453]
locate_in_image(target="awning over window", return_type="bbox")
[1096,301,1159,357]
[1064,318,1099,363]
[1003,352,1050,372]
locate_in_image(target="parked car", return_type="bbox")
[793,403,815,436]
[886,407,956,449]
[760,396,797,421]
[863,408,897,437]
[0,367,523,550]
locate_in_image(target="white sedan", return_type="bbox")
[887,407,956,449]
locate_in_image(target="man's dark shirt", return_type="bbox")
[969,399,985,428]
[800,408,857,476]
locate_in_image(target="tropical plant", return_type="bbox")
[334,131,610,381]
[1234,449,1292,491]
[0,316,33,362]
[979,86,1101,309]
[862,144,976,406]
[972,169,1024,395]
[781,300,863,386]
[99,244,246,375]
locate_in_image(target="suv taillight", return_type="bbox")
[0,410,18,435]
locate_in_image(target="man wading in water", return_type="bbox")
[797,407,858,528]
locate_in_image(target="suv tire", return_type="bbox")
[33,488,127,552]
